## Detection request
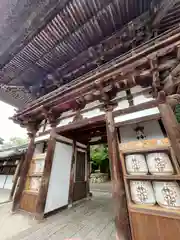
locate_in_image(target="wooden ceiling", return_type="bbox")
[0,0,180,108]
[0,0,159,107]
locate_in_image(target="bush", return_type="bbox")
[90,144,109,173]
[175,104,180,123]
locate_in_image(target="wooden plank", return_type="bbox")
[73,182,87,202]
[9,155,24,200]
[125,175,180,180]
[68,139,76,205]
[35,129,56,218]
[12,136,36,212]
[86,143,91,197]
[130,211,180,240]
[158,102,180,165]
[163,61,180,94]
[105,108,130,240]
[20,191,38,213]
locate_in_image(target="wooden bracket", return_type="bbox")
[41,106,60,128]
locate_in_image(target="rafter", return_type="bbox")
[152,0,180,28]
[162,46,180,94]
[13,26,180,122]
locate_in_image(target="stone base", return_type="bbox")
[90,173,109,183]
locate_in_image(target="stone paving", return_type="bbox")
[0,202,34,240]
[0,185,115,240]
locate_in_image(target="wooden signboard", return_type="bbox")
[119,138,180,240]
[120,138,169,152]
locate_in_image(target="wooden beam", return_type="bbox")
[158,101,180,164]
[14,26,180,118]
[38,100,158,137]
[163,60,180,94]
[68,139,76,206]
[86,143,91,197]
[36,128,56,218]
[56,115,105,134]
[149,56,160,96]
[152,0,178,28]
[12,135,36,212]
[9,155,24,201]
[105,107,130,240]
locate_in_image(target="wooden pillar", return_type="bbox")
[36,127,56,218]
[12,132,36,211]
[68,139,76,206]
[158,102,180,163]
[105,107,130,240]
[86,143,91,197]
[9,155,24,201]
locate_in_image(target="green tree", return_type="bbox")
[1,137,28,149]
[90,144,109,173]
[175,104,180,123]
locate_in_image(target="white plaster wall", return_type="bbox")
[120,120,164,143]
[131,86,151,94]
[60,110,74,118]
[34,142,44,154]
[82,108,104,119]
[0,175,6,188]
[44,141,73,213]
[83,100,100,110]
[57,116,74,127]
[133,94,153,105]
[114,99,129,111]
[115,107,160,124]
[35,134,50,143]
[4,175,13,189]
[116,91,126,98]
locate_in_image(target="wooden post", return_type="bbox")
[68,139,76,206]
[86,143,91,197]
[36,127,56,218]
[158,102,180,164]
[9,155,24,201]
[105,106,130,240]
[12,133,36,211]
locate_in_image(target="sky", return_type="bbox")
[0,101,27,142]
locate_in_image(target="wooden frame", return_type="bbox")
[118,121,180,240]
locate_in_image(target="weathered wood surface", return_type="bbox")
[13,26,180,120]
[152,0,177,27]
[12,136,35,212]
[4,191,115,240]
[10,156,24,201]
[158,102,180,165]
[105,108,130,240]
[36,129,56,218]
[68,139,76,205]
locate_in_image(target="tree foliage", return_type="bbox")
[1,137,28,149]
[175,104,180,123]
[90,144,109,173]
